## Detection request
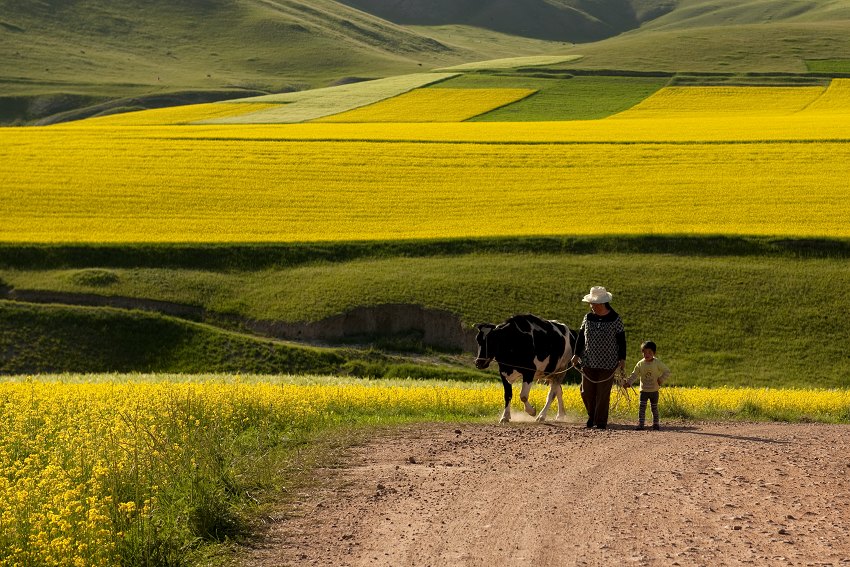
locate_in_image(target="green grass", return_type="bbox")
[4,250,850,388]
[3,235,847,271]
[806,59,850,73]
[430,74,669,120]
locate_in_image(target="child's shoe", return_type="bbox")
[652,423,661,431]
[635,424,645,430]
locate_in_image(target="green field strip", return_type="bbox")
[2,235,850,271]
[199,73,459,124]
[806,59,850,73]
[429,75,668,121]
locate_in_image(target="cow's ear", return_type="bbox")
[476,323,494,336]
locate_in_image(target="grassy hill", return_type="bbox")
[0,0,563,124]
[335,0,674,43]
[560,0,850,72]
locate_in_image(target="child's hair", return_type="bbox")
[641,340,657,353]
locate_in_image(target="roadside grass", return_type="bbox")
[1,374,848,565]
[431,74,669,120]
[4,251,850,389]
[0,375,500,566]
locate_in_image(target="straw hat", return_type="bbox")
[582,286,613,304]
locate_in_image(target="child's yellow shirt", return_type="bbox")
[629,357,671,392]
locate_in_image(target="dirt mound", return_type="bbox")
[244,303,476,351]
[243,419,850,566]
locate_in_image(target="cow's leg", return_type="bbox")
[499,375,512,423]
[520,380,536,416]
[536,383,557,422]
[554,382,567,421]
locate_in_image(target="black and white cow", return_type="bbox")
[475,314,576,423]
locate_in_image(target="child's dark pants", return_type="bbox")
[639,391,660,426]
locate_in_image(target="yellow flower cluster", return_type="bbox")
[314,88,536,122]
[658,386,850,420]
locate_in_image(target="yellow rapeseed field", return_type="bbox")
[82,102,281,126]
[2,125,850,242]
[1,376,848,565]
[612,85,826,118]
[313,88,536,122]
[800,78,850,114]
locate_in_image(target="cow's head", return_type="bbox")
[474,323,497,369]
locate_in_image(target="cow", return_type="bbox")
[474,314,576,423]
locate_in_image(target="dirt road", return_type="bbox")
[243,417,850,566]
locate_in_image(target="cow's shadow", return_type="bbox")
[547,421,792,444]
[625,422,791,444]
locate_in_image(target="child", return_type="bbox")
[626,341,671,430]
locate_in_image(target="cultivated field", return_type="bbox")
[3,79,850,243]
[313,88,536,122]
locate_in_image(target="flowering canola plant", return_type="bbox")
[0,376,508,565]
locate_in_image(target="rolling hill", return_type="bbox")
[560,0,850,72]
[5,0,850,123]
[0,0,563,123]
[334,0,675,43]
